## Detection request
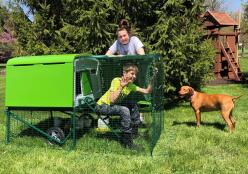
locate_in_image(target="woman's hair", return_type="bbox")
[117,19,131,35]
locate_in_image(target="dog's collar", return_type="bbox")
[189,91,195,101]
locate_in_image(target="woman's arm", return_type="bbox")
[137,47,145,55]
[106,50,113,55]
[106,40,117,55]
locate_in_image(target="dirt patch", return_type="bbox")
[0,69,6,76]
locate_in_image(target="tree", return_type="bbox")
[240,2,248,49]
[204,0,226,11]
[0,5,17,62]
[11,0,168,55]
[9,0,215,99]
[11,0,117,55]
[149,0,215,96]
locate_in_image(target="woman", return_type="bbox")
[106,19,145,55]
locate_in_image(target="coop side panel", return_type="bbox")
[5,63,74,108]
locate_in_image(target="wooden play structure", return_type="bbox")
[203,11,241,81]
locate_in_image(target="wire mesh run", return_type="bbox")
[74,55,164,155]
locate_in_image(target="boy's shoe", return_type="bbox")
[120,133,142,151]
[131,125,141,139]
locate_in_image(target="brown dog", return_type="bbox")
[178,86,242,132]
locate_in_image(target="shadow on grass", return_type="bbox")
[19,117,92,140]
[96,132,120,141]
[172,121,226,131]
[164,99,182,110]
[240,72,248,85]
[96,125,151,143]
[16,115,152,149]
[18,117,124,143]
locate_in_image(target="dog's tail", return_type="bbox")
[232,94,244,101]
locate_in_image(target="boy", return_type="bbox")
[95,64,152,149]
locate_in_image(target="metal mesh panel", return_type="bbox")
[75,55,164,155]
[5,110,75,147]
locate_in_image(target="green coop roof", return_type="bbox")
[7,54,161,66]
[7,54,78,66]
[75,54,160,61]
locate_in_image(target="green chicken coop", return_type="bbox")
[5,54,164,155]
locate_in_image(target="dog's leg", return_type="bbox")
[229,110,236,128]
[195,109,201,127]
[221,110,235,132]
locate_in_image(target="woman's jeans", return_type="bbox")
[95,103,141,133]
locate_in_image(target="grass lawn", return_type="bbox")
[1,60,248,173]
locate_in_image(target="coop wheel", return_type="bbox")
[47,127,65,145]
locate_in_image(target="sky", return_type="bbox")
[226,0,242,12]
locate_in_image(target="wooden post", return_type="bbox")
[237,9,241,61]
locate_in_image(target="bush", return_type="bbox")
[149,0,215,100]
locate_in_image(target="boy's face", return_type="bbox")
[123,70,137,83]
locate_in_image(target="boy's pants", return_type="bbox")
[95,103,141,133]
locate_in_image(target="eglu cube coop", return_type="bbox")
[5,54,164,155]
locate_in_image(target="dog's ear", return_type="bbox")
[188,87,194,95]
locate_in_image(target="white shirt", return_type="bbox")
[109,36,144,55]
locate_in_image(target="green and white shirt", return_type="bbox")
[97,77,138,105]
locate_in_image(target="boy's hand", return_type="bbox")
[120,77,130,88]
[152,67,158,78]
[150,67,158,84]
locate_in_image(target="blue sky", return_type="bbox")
[227,0,242,12]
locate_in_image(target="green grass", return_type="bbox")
[1,75,248,173]
[238,48,248,57]
[239,49,248,72]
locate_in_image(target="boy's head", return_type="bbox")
[123,64,138,73]
[123,64,138,83]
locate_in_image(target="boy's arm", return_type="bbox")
[136,68,157,94]
[109,86,123,104]
[109,77,128,104]
[136,84,152,94]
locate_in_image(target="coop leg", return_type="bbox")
[5,110,11,144]
[71,110,76,150]
[49,111,54,128]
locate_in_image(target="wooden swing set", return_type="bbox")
[203,10,241,81]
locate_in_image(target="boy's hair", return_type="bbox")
[123,64,138,73]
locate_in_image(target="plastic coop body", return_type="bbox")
[4,54,164,155]
[5,54,76,108]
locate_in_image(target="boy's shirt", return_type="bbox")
[97,77,138,105]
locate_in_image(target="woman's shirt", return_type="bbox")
[109,36,144,55]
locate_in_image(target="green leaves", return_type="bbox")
[150,0,215,96]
